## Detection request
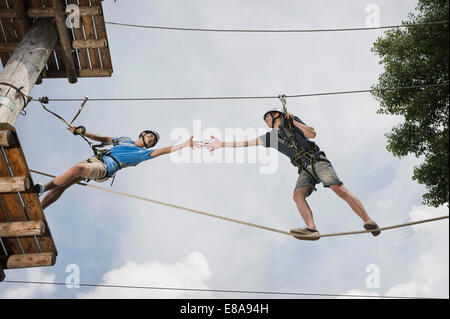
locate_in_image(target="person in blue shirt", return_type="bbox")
[205,108,380,240]
[36,126,198,210]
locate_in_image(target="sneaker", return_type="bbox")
[290,227,320,241]
[34,183,45,197]
[364,220,381,237]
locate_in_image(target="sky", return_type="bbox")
[0,0,448,299]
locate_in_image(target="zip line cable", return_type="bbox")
[29,169,449,239]
[104,20,449,33]
[1,279,440,299]
[32,83,449,103]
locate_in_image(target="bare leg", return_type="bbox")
[40,163,90,210]
[41,176,84,210]
[43,163,90,193]
[330,184,371,222]
[293,186,317,229]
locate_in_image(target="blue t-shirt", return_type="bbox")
[102,137,154,176]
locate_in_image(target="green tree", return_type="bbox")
[372,0,449,207]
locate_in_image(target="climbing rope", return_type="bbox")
[30,169,449,239]
[0,81,33,115]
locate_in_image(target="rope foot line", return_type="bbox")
[30,169,449,240]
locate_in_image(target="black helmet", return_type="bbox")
[139,130,160,148]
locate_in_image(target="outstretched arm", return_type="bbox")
[70,126,113,143]
[150,136,200,158]
[206,136,262,151]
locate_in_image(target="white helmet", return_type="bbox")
[263,107,285,120]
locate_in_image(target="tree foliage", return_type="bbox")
[372,0,449,207]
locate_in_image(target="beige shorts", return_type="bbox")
[78,157,109,183]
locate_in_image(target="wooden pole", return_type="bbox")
[0,19,58,126]
[0,221,45,237]
[0,252,56,269]
[0,176,32,193]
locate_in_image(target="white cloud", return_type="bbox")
[77,251,212,299]
[1,268,56,299]
[385,205,449,298]
[341,205,449,299]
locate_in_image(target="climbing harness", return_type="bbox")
[38,96,125,185]
[277,94,330,192]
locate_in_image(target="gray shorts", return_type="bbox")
[294,155,343,196]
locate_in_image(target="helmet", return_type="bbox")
[263,107,285,121]
[139,130,160,148]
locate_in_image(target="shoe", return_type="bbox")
[34,183,45,197]
[290,227,320,241]
[364,220,381,237]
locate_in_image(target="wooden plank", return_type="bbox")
[0,130,17,147]
[0,8,15,18]
[80,0,101,70]
[91,0,112,71]
[0,150,32,255]
[67,0,90,69]
[51,0,77,83]
[73,39,107,49]
[12,0,30,40]
[44,68,112,78]
[1,252,55,269]
[0,0,18,43]
[0,123,57,255]
[0,264,5,282]
[27,6,102,18]
[0,176,32,193]
[0,221,45,237]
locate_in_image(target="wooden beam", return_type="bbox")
[0,221,45,237]
[0,40,108,52]
[0,176,32,193]
[0,130,17,147]
[0,265,5,282]
[44,68,112,78]
[0,9,15,18]
[27,6,102,18]
[0,252,56,269]
[72,39,107,49]
[51,0,77,84]
[12,0,30,39]
[0,123,58,256]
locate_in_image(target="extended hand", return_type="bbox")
[186,136,202,149]
[205,136,223,152]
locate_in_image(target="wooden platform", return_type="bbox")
[0,123,57,283]
[0,0,113,84]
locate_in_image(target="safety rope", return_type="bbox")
[104,20,449,33]
[0,81,33,115]
[31,83,449,103]
[30,169,449,239]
